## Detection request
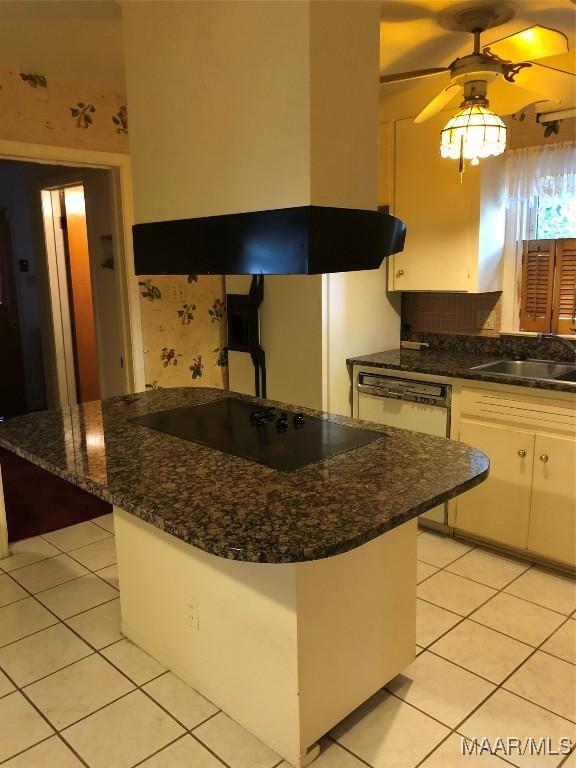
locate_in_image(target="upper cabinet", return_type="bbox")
[387,110,506,293]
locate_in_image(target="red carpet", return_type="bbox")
[0,447,112,542]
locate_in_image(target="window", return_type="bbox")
[536,197,576,239]
[504,142,576,335]
[519,238,576,333]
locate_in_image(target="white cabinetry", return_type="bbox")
[455,387,576,567]
[457,421,533,549]
[528,434,576,566]
[388,110,506,293]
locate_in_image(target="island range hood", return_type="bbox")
[122,1,405,415]
[133,205,406,276]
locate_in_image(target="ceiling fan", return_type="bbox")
[379,3,573,125]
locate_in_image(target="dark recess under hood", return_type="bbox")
[133,205,406,275]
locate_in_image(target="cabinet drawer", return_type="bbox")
[461,388,576,435]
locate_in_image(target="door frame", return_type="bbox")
[40,187,79,407]
[0,140,145,400]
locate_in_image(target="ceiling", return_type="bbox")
[0,0,573,108]
[0,1,124,91]
[379,0,576,116]
[379,0,575,75]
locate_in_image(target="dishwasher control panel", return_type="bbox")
[358,373,450,407]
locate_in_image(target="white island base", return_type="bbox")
[114,507,417,767]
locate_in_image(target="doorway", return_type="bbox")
[0,142,143,553]
[0,159,130,417]
[0,209,28,418]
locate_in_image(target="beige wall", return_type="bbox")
[0,68,128,153]
[309,1,379,210]
[122,0,311,224]
[123,0,381,223]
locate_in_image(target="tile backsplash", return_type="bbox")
[400,331,576,363]
[402,292,503,337]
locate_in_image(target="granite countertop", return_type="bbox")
[0,388,488,564]
[348,348,576,393]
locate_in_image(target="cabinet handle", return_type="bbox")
[518,449,526,458]
[539,454,549,463]
[396,269,405,278]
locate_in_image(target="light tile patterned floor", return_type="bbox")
[0,517,575,767]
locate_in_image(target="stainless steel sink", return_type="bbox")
[470,359,576,382]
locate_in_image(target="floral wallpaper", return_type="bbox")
[1,67,230,392]
[0,68,129,153]
[138,275,228,390]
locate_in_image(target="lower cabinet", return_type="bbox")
[457,421,533,550]
[455,388,576,568]
[528,434,576,566]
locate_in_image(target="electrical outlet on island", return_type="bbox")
[184,593,199,631]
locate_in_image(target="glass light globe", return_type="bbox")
[440,103,507,164]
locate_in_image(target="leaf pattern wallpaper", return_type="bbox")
[0,67,229,394]
[0,68,129,153]
[139,275,228,391]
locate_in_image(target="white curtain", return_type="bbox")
[501,141,576,331]
[505,141,576,206]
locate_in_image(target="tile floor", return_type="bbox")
[0,518,574,768]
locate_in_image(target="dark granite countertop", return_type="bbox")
[0,388,488,564]
[348,348,576,394]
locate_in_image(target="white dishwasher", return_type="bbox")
[355,371,452,526]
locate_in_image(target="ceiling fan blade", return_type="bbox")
[414,84,462,124]
[487,78,548,117]
[379,67,449,85]
[510,63,575,103]
[483,26,569,63]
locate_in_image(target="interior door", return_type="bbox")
[456,420,534,548]
[62,186,101,403]
[0,210,27,418]
[528,434,576,566]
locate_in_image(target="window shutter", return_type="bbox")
[519,240,556,332]
[553,238,576,335]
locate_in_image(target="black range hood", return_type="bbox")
[133,205,406,275]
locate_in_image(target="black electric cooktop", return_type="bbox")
[133,397,382,471]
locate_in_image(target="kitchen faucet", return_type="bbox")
[538,333,576,359]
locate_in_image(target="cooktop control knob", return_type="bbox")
[264,407,276,421]
[250,411,267,429]
[276,413,288,432]
[293,413,305,428]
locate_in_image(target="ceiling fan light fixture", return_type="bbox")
[440,101,507,165]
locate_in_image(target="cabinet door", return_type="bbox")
[528,434,576,566]
[456,421,534,548]
[390,112,473,292]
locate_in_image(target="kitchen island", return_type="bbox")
[0,387,488,766]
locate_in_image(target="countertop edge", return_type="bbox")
[346,355,576,394]
[0,430,489,565]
